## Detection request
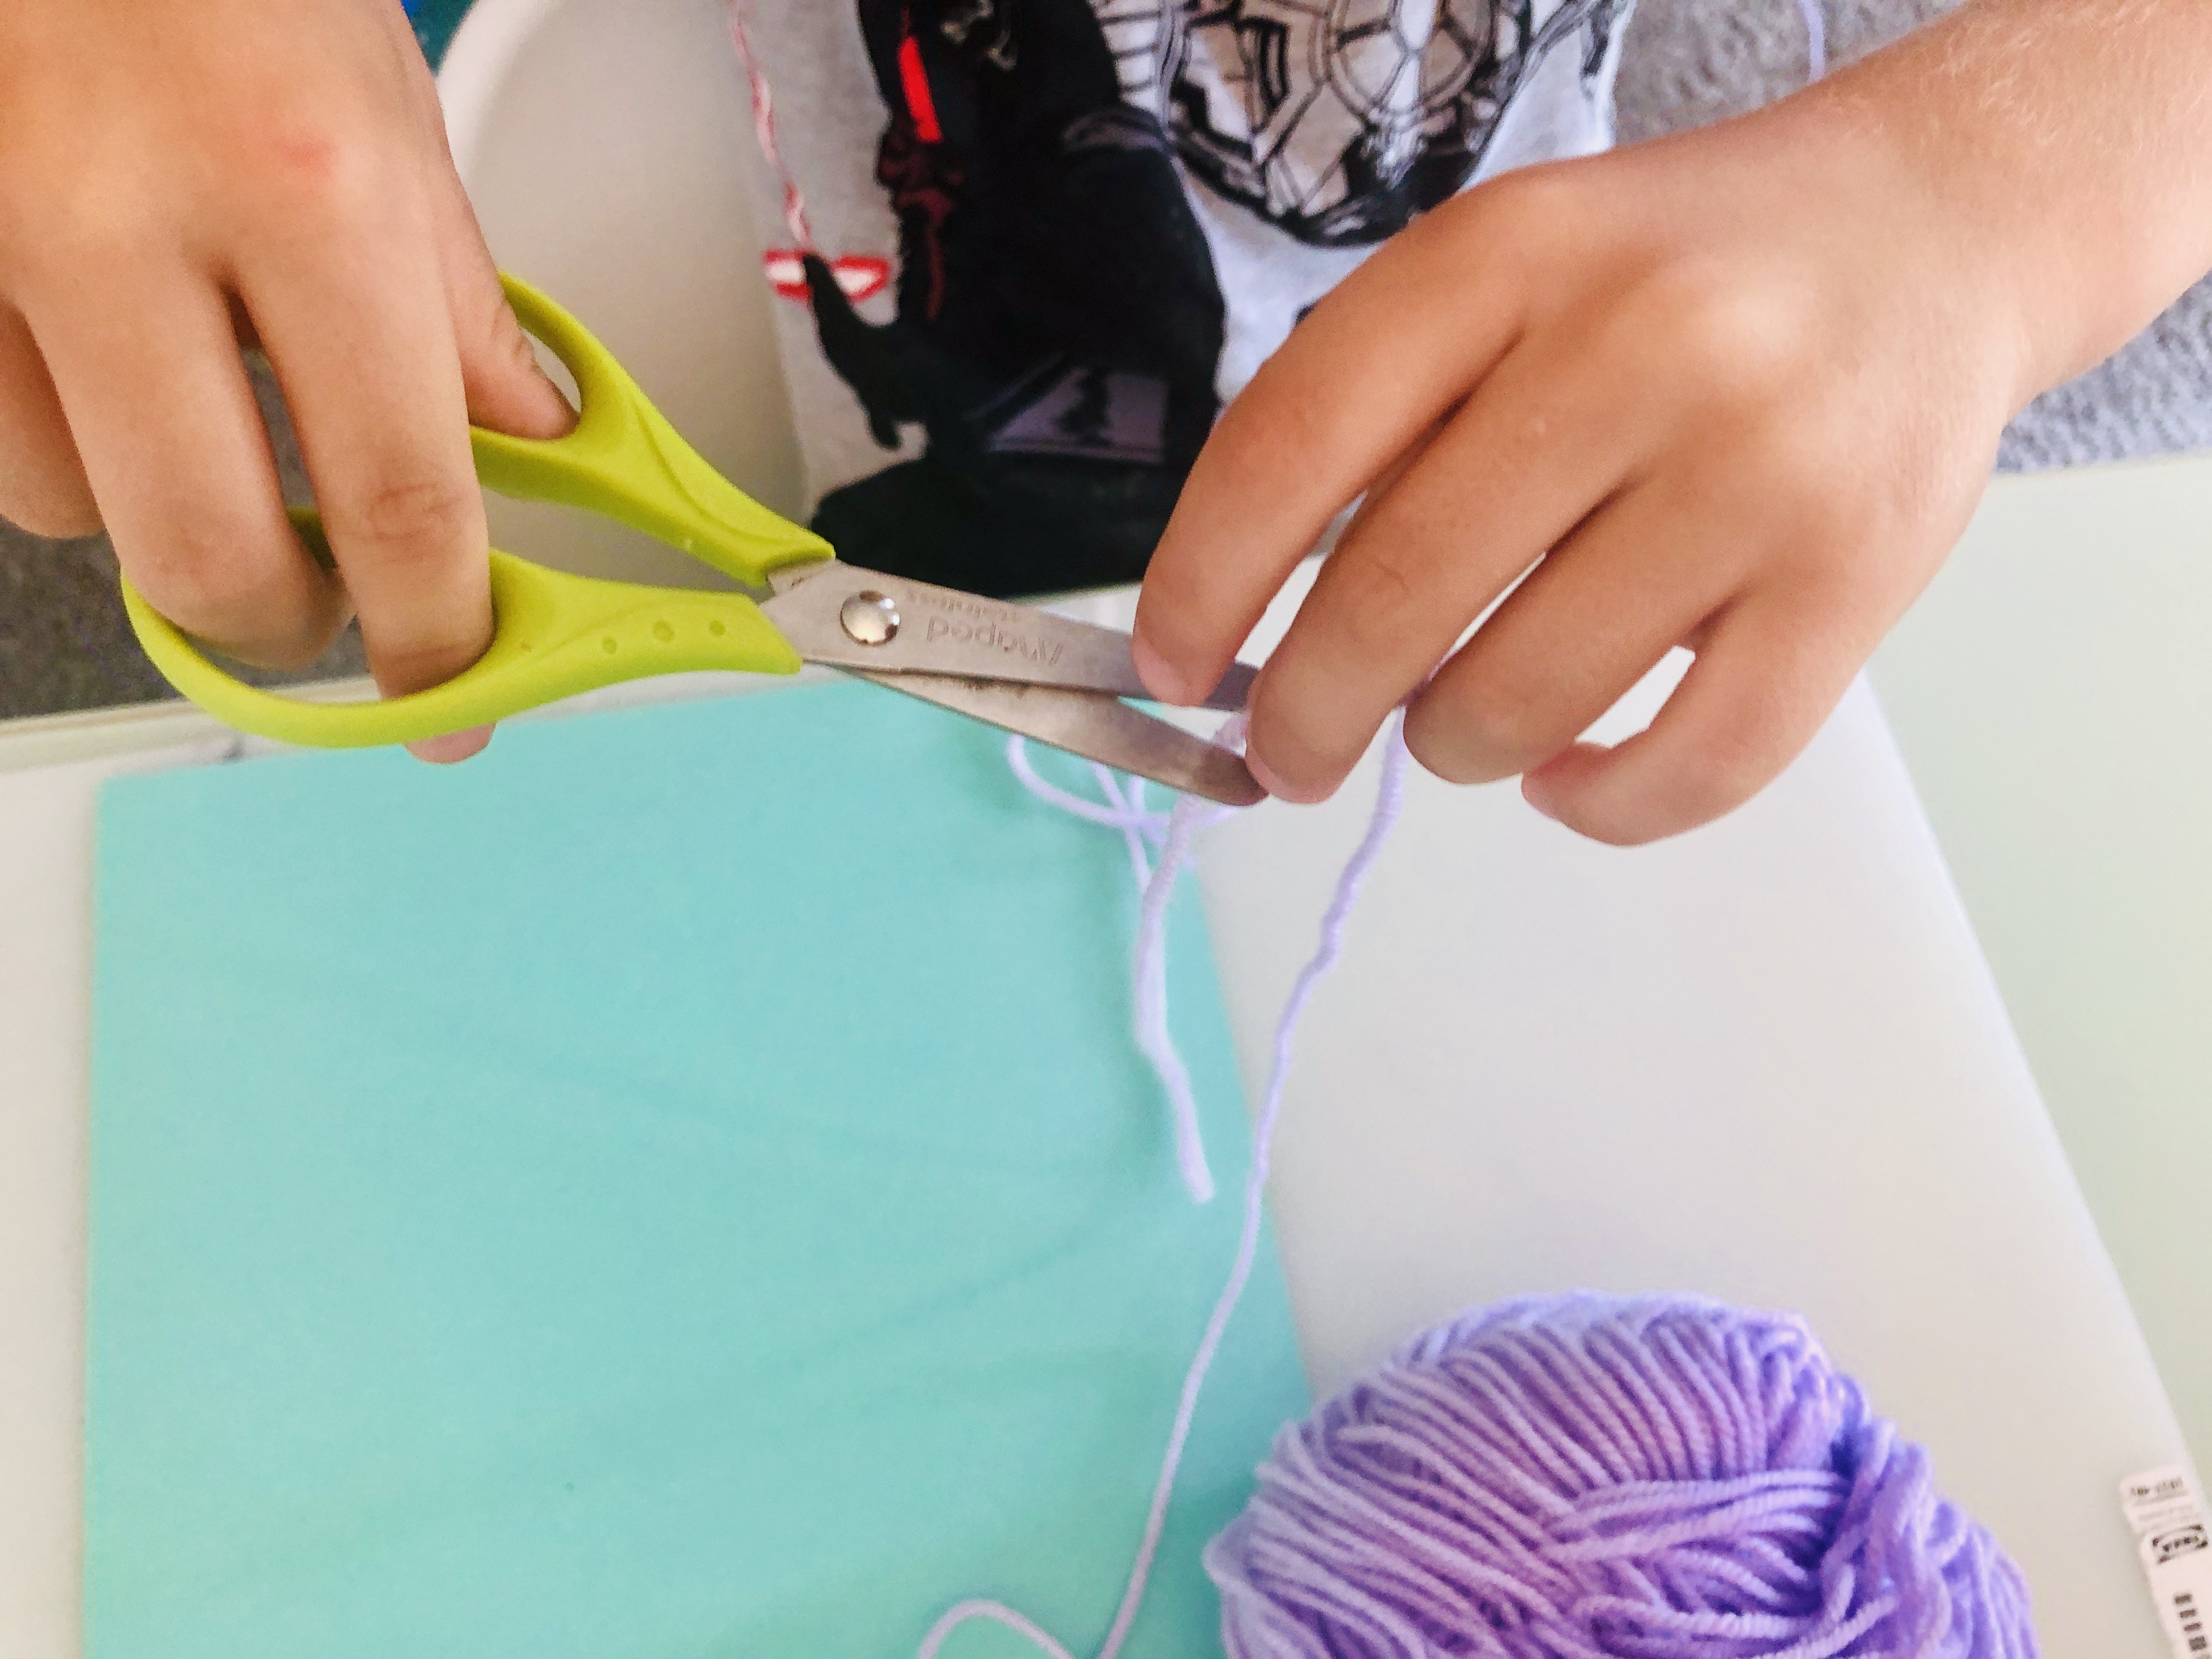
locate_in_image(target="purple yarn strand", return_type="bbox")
[1007,731,1227,1203]
[1130,781,1219,1203]
[928,718,1411,1658]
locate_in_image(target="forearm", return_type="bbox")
[1791,0,2212,402]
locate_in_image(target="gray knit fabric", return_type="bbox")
[1616,0,2212,471]
[0,355,365,723]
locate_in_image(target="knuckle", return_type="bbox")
[119,522,343,669]
[1402,715,1475,787]
[1214,359,1327,471]
[234,612,349,674]
[1322,543,1427,661]
[1245,673,1357,802]
[1409,671,1554,786]
[0,492,101,540]
[22,172,161,277]
[123,522,262,621]
[332,469,482,571]
[368,633,485,695]
[260,119,355,195]
[239,106,397,223]
[1446,164,1578,259]
[0,458,101,538]
[1625,259,1821,413]
[0,101,138,270]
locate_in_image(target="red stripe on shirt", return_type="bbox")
[898,33,942,144]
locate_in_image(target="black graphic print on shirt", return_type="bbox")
[1156,0,1622,245]
[802,0,1226,599]
[797,0,1621,597]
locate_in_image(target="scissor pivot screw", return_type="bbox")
[839,591,901,647]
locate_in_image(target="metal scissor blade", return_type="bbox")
[764,561,1254,710]
[847,669,1266,807]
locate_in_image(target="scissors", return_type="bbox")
[122,276,1263,806]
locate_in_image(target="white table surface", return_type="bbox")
[1876,453,2212,1464]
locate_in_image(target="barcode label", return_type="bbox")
[2123,1466,2212,1659]
[2175,1589,2206,1655]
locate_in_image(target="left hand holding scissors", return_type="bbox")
[125,277,1262,806]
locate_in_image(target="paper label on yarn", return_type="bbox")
[2122,1465,2212,1658]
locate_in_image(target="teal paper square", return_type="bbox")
[87,682,1304,1659]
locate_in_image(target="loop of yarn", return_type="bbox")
[934,716,1412,1659]
[1006,718,1252,1204]
[1206,1294,2038,1659]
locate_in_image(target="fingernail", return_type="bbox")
[408,725,493,765]
[1521,777,1561,821]
[1130,634,1195,705]
[1246,747,1329,805]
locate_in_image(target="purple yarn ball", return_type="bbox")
[1206,1294,2036,1658]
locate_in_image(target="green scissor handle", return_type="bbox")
[121,274,834,749]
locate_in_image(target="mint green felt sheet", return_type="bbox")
[86,682,1305,1659]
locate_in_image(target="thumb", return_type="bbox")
[432,169,577,441]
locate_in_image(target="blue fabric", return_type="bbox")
[406,0,472,69]
[87,682,1304,1659]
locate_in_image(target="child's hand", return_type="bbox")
[1133,0,2212,844]
[1135,121,2012,845]
[0,0,572,761]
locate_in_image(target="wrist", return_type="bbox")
[1793,0,2212,404]
[1705,88,2044,428]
